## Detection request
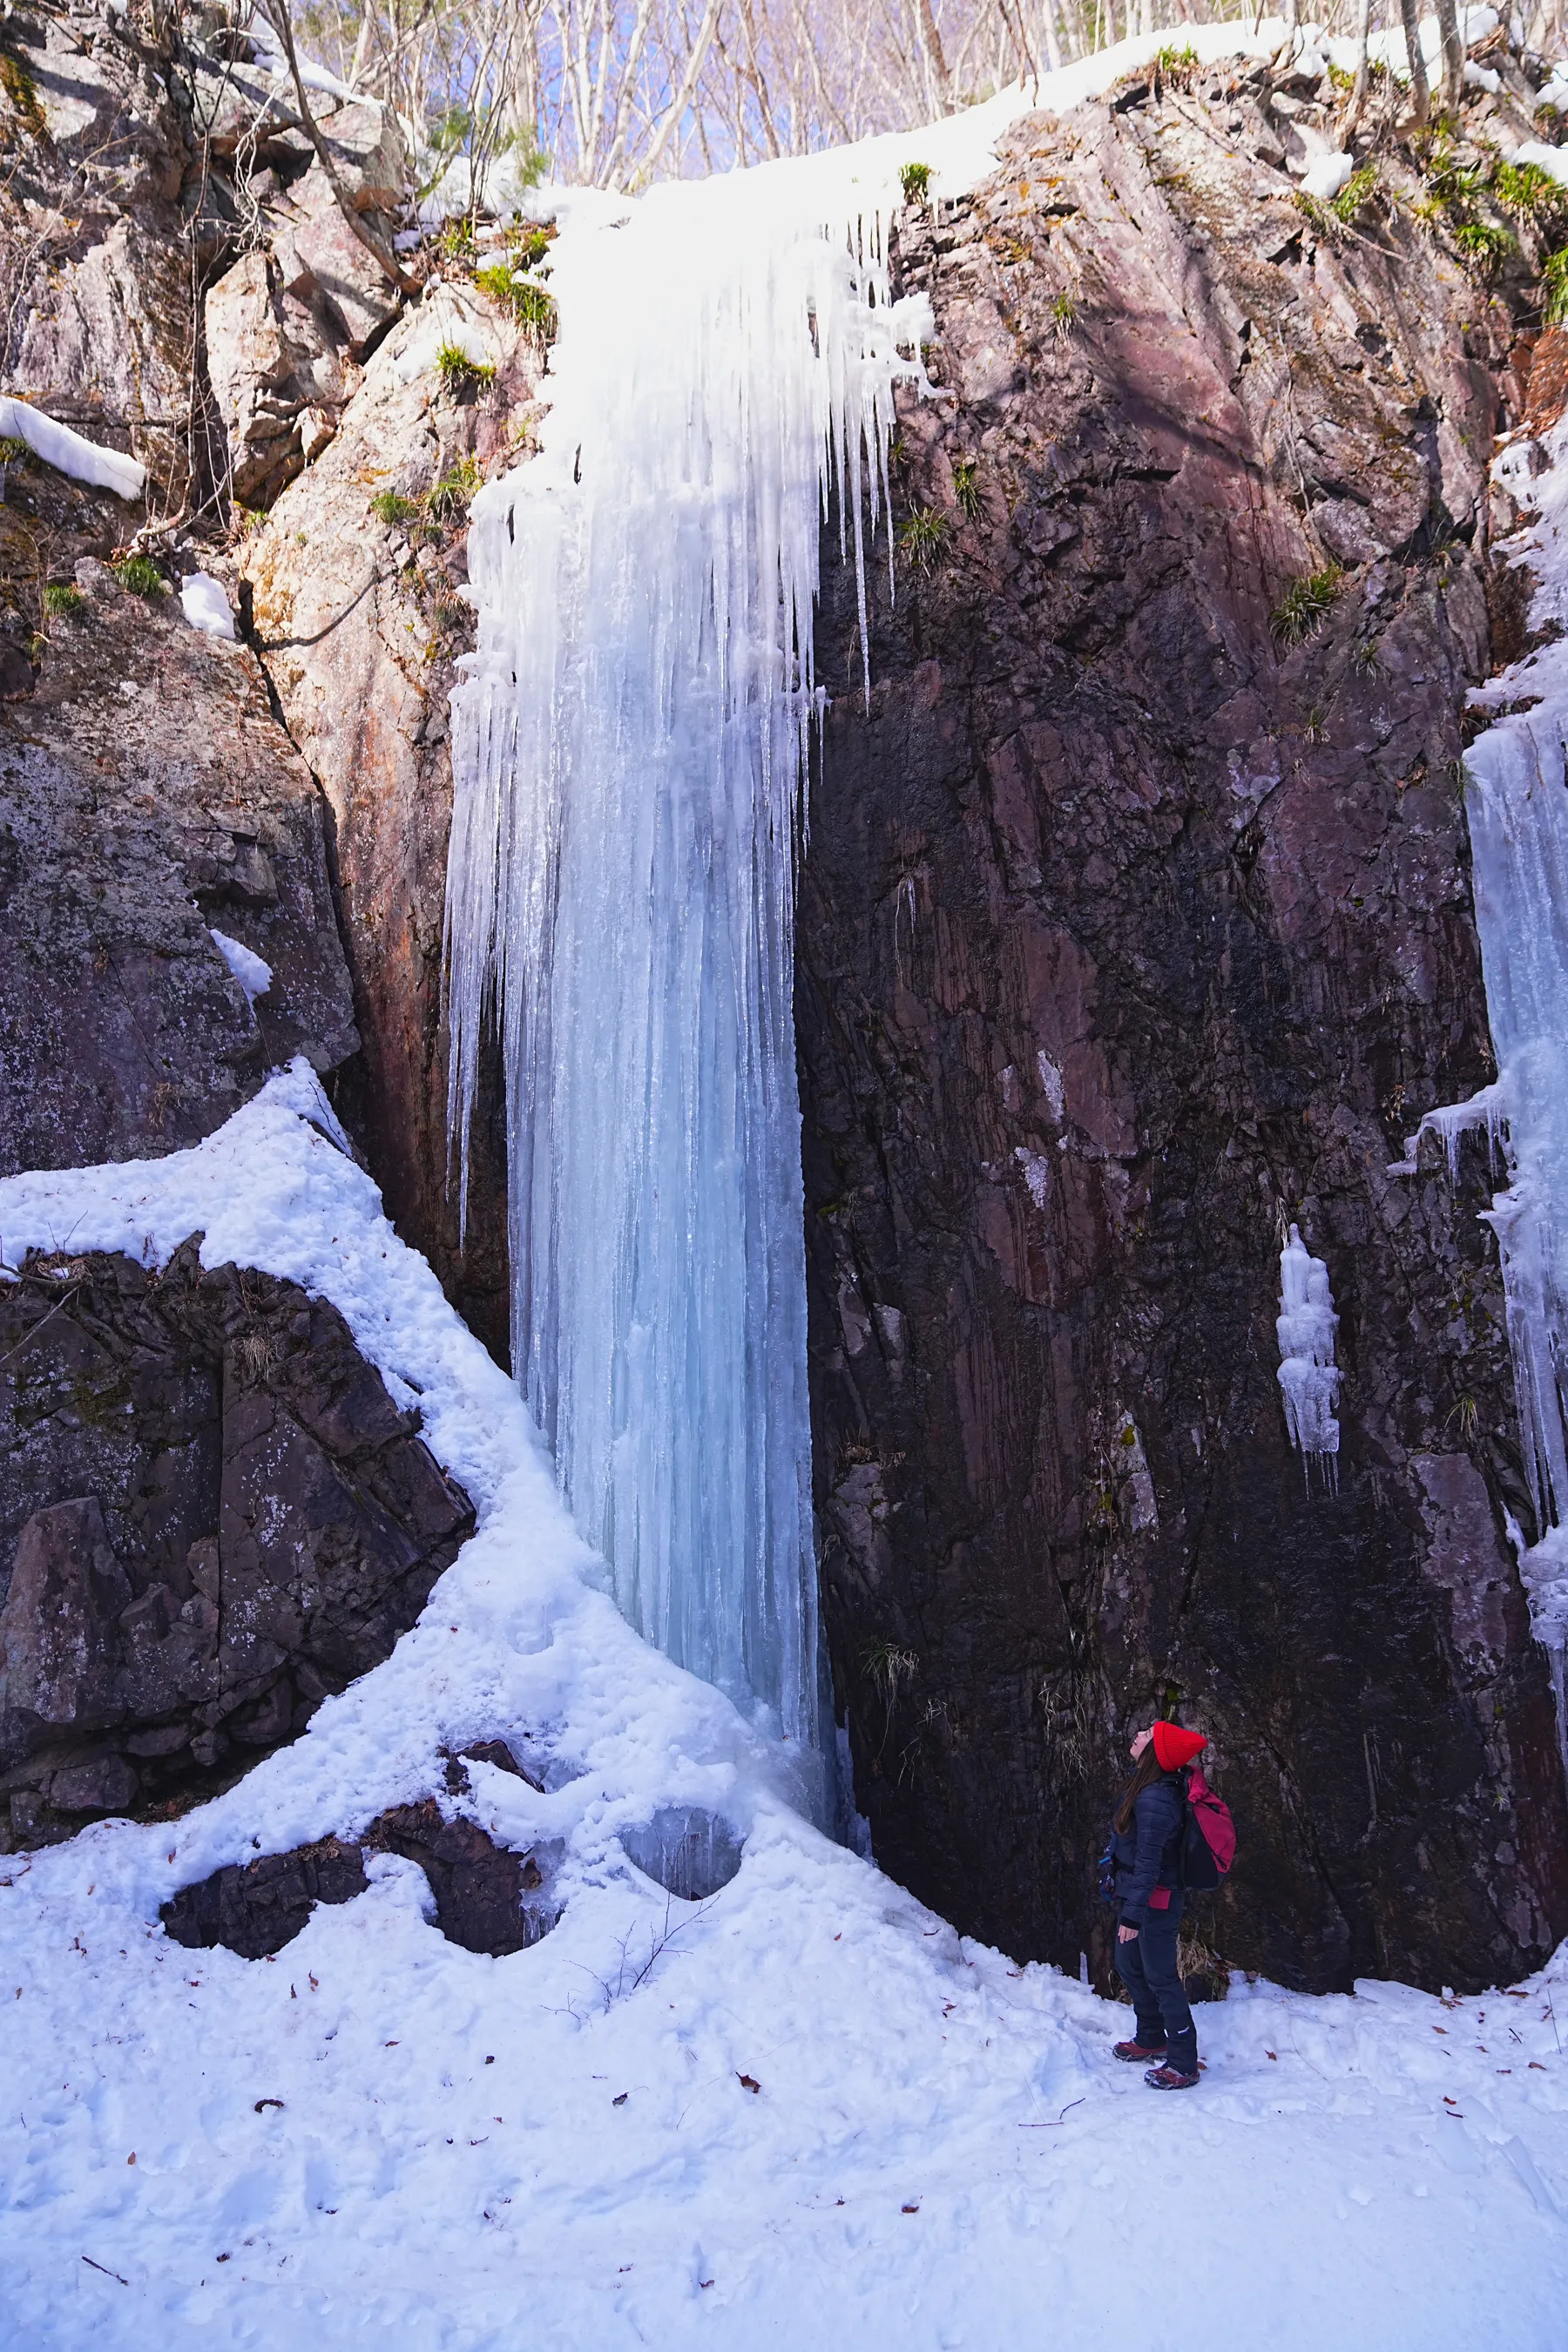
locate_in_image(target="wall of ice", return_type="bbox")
[443,155,936,1766]
[1403,411,1568,1664]
[1276,1225,1342,1486]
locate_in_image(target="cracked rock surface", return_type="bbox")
[0,1242,474,1850]
[0,560,358,1171]
[797,66,1568,1994]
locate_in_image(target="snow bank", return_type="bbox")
[2,1072,1567,2349]
[390,291,505,382]
[1301,151,1354,200]
[0,393,145,501]
[1509,139,1568,187]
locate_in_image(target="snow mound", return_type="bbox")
[1301,151,1354,200]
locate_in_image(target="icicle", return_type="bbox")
[1275,1225,1341,1488]
[1406,1081,1509,1185]
[443,159,933,1767]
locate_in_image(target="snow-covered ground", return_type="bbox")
[1,1070,1566,2349]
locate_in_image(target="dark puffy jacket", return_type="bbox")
[1110,1773,1184,1926]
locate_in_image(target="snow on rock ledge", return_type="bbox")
[1300,152,1354,200]
[0,393,145,502]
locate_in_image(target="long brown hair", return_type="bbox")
[1113,1740,1173,1834]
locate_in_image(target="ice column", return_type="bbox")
[443,162,930,1762]
[1438,728,1568,1581]
[1275,1225,1341,1485]
[1405,410,1568,1658]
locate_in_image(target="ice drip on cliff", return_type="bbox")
[1276,1225,1342,1486]
[442,152,937,1762]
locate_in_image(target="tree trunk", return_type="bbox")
[1342,0,1373,136]
[1436,0,1465,115]
[1399,0,1431,127]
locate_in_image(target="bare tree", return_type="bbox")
[1341,0,1372,139]
[1435,0,1463,117]
[1397,0,1430,128]
[285,0,1368,195]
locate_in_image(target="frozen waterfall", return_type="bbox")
[1405,410,1568,1660]
[443,156,935,1764]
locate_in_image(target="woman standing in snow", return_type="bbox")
[1107,1720,1208,2091]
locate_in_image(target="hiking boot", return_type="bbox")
[1144,2063,1200,2091]
[1112,2038,1167,2063]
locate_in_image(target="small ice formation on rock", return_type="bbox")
[1275,1225,1341,1485]
[210,926,272,1003]
[1015,1146,1051,1209]
[620,1807,745,1902]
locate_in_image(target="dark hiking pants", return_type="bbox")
[1114,1903,1197,2074]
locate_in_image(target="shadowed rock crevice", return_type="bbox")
[0,1244,474,1848]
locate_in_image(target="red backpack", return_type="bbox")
[1179,1767,1236,1891]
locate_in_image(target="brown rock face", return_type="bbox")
[0,4,193,490]
[796,77,1568,1991]
[244,296,538,1364]
[0,1243,474,1848]
[0,562,357,1173]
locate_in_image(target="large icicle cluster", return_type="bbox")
[443,159,933,1763]
[1275,1226,1342,1484]
[440,24,1330,1763]
[1402,409,1568,1657]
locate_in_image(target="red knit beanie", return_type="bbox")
[1152,1721,1207,1772]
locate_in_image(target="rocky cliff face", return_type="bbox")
[797,57,1568,1992]
[0,553,356,1172]
[0,0,480,1840]
[241,289,537,1365]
